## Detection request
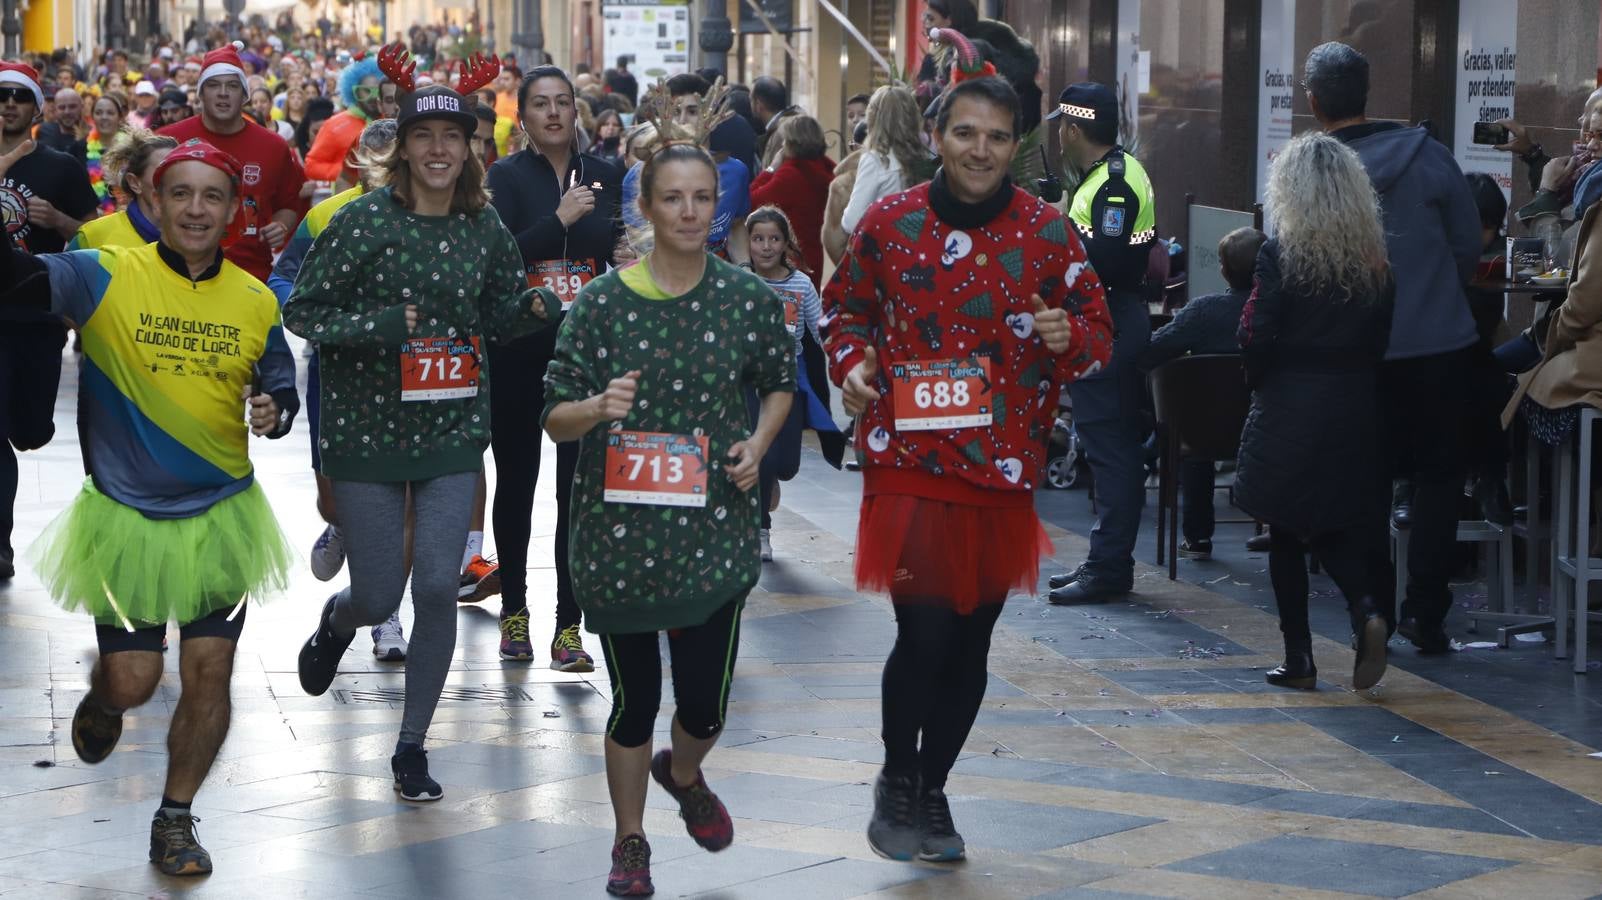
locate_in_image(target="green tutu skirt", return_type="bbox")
[27,479,293,628]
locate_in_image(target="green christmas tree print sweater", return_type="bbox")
[542,255,796,634]
[283,187,555,482]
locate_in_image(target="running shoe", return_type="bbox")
[298,595,355,696]
[392,745,443,801]
[1178,539,1212,560]
[550,623,595,672]
[499,612,534,661]
[457,555,501,604]
[917,788,965,862]
[71,694,123,764]
[759,529,773,562]
[149,812,211,876]
[650,749,733,852]
[371,612,408,661]
[309,525,345,582]
[606,833,654,896]
[867,772,921,861]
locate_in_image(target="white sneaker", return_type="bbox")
[759,529,773,562]
[372,612,407,661]
[310,525,345,582]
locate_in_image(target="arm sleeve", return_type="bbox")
[1,242,107,325]
[819,218,883,386]
[281,215,410,347]
[800,278,823,348]
[59,167,101,223]
[1238,245,1284,387]
[540,291,603,430]
[272,142,310,219]
[1524,150,1550,195]
[1052,229,1114,381]
[747,277,798,395]
[841,153,889,234]
[1437,147,1484,282]
[749,166,784,208]
[257,322,300,438]
[478,215,558,344]
[268,218,316,304]
[301,117,351,182]
[1138,309,1194,372]
[487,160,569,263]
[1552,218,1602,348]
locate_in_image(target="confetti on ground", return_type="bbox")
[1514,633,1545,643]
[1457,641,1498,651]
[1391,735,1403,743]
[1205,574,1230,585]
[1178,640,1227,660]
[1032,636,1059,643]
[542,710,561,718]
[1588,752,1602,759]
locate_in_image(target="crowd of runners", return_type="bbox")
[1,37,1113,894]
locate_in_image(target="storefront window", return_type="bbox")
[1506,1,1602,217]
[1290,0,1417,135]
[1134,0,1226,242]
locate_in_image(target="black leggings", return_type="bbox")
[487,334,579,627]
[747,388,804,529]
[1269,527,1384,650]
[880,599,1005,791]
[600,593,747,749]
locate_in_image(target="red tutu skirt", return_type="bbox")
[854,494,1053,614]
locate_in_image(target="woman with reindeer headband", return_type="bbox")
[285,45,558,803]
[540,81,795,896]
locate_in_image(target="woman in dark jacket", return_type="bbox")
[1234,132,1395,692]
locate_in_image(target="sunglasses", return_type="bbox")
[353,85,382,101]
[0,87,35,105]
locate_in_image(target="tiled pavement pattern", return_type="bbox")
[3,349,1601,898]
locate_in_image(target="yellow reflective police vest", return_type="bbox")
[1069,148,1156,292]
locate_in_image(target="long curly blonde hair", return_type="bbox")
[865,85,926,180]
[1266,132,1389,300]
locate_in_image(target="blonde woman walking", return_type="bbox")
[1234,132,1395,692]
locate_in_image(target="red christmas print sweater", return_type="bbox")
[821,182,1113,506]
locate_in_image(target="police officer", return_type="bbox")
[1045,82,1157,604]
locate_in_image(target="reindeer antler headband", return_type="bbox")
[376,43,501,96]
[636,76,735,159]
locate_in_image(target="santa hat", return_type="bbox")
[198,42,249,92]
[0,61,44,109]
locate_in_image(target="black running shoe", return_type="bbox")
[917,788,966,862]
[392,745,443,802]
[149,812,212,876]
[71,694,123,764]
[867,772,921,861]
[298,595,355,696]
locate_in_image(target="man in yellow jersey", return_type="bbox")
[1044,82,1158,605]
[0,137,297,876]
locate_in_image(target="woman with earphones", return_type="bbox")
[480,65,627,669]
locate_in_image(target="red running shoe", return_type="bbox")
[606,833,653,896]
[650,749,733,852]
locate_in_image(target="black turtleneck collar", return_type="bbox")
[156,241,225,283]
[929,167,1016,229]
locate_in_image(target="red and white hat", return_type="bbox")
[198,42,248,92]
[0,61,44,109]
[153,138,243,188]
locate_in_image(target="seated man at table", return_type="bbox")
[1462,173,1515,524]
[1137,226,1266,559]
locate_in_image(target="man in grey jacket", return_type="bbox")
[1306,42,1482,654]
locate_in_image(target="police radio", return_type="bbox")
[1036,145,1063,204]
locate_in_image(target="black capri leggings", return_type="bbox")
[599,592,747,748]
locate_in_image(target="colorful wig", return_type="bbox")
[337,53,383,112]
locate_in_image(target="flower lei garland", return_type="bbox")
[86,129,117,214]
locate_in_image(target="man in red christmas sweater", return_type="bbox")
[159,43,306,282]
[821,77,1113,864]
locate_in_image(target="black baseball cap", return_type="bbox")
[397,84,477,136]
[1046,82,1117,124]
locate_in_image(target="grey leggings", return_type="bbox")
[329,471,476,745]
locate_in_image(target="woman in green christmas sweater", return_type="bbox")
[285,52,556,803]
[542,121,796,894]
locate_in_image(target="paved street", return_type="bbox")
[2,346,1600,898]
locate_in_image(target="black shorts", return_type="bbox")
[95,602,248,654]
